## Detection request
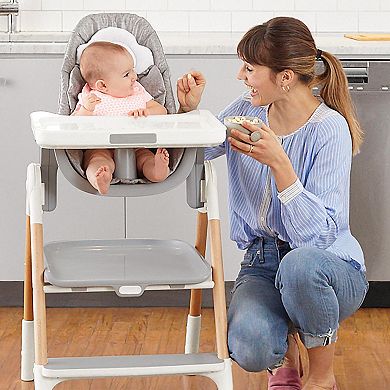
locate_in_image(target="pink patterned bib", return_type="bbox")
[77,81,153,116]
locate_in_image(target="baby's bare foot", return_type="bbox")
[152,148,170,182]
[94,166,112,194]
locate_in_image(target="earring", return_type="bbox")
[282,85,290,92]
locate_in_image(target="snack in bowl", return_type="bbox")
[224,116,263,139]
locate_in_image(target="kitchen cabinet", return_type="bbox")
[0,56,124,280]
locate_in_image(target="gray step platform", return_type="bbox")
[41,353,225,378]
[44,239,210,296]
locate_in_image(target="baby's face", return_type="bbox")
[103,51,137,98]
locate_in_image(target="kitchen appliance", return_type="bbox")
[342,61,390,287]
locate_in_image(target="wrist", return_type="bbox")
[271,156,297,192]
[269,151,291,171]
[82,105,94,112]
[178,106,189,113]
[178,105,196,113]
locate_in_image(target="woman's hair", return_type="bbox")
[237,17,363,155]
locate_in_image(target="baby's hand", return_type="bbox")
[128,108,149,117]
[83,93,101,112]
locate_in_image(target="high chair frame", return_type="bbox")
[22,154,233,389]
[21,12,232,388]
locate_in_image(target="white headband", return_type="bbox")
[76,27,154,74]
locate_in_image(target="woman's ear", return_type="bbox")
[279,69,295,92]
[280,69,294,87]
[94,79,107,92]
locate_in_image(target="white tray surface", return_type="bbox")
[31,110,226,149]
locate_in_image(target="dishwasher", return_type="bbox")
[341,61,390,306]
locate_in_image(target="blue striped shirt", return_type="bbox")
[205,94,365,269]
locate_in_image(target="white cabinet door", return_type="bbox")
[0,57,124,280]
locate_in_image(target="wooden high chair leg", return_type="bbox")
[31,222,48,367]
[209,219,229,359]
[26,163,48,372]
[186,212,208,353]
[21,215,35,381]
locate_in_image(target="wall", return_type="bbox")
[1,0,390,33]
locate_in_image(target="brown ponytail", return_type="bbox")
[313,52,363,155]
[237,16,363,155]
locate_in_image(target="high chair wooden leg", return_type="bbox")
[31,223,48,366]
[26,163,48,368]
[209,219,229,359]
[186,211,208,353]
[21,215,35,381]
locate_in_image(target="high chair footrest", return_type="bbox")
[44,238,211,290]
[42,353,224,378]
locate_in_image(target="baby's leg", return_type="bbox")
[136,148,170,182]
[83,149,115,194]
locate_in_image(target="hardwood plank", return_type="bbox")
[1,308,389,389]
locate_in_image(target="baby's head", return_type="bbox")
[80,41,137,98]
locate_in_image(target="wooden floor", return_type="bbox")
[0,307,389,389]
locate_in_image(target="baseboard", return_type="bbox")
[360,281,390,308]
[1,281,388,308]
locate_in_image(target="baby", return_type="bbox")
[73,41,169,194]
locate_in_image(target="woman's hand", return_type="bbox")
[228,121,298,192]
[177,71,206,112]
[228,121,284,167]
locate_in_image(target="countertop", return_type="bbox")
[0,32,390,58]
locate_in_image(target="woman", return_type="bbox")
[177,17,368,390]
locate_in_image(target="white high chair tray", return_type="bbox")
[31,110,226,149]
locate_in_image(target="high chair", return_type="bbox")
[21,13,233,389]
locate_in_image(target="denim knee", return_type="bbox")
[228,322,286,372]
[276,247,325,289]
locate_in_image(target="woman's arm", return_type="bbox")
[278,120,352,249]
[177,71,206,113]
[228,116,352,249]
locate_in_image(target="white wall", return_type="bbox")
[3,0,390,33]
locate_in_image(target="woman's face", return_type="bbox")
[237,61,280,106]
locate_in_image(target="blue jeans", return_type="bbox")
[227,236,369,372]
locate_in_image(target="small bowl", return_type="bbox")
[224,116,263,138]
